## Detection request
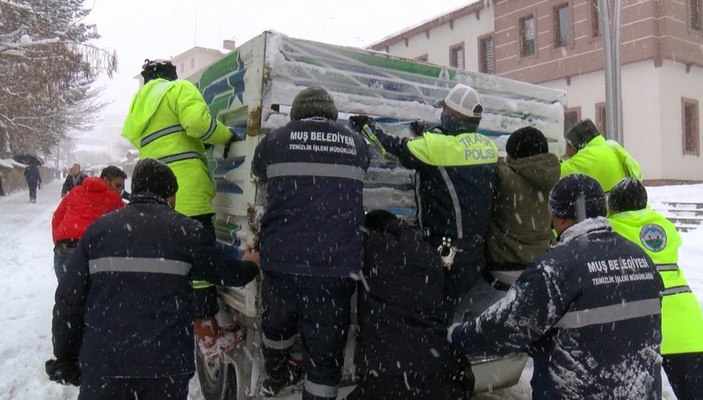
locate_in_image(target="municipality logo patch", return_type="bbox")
[640,224,667,252]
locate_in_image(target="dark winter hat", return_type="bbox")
[131,158,179,199]
[506,126,549,159]
[290,86,338,121]
[549,174,607,221]
[141,59,178,83]
[608,178,648,213]
[565,119,600,149]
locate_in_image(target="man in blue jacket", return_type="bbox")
[449,174,663,399]
[252,86,370,399]
[47,159,259,399]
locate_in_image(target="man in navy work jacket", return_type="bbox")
[47,158,260,399]
[449,174,663,399]
[252,86,370,399]
[350,84,498,308]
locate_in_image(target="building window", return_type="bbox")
[690,0,702,31]
[520,15,536,57]
[479,35,495,74]
[683,98,700,155]
[564,107,581,135]
[190,58,195,69]
[596,102,607,138]
[416,54,428,62]
[555,3,572,47]
[449,43,465,69]
[591,0,602,37]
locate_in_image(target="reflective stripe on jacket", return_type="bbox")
[51,193,258,378]
[375,129,498,239]
[451,217,663,399]
[251,118,370,277]
[121,78,232,216]
[609,207,703,354]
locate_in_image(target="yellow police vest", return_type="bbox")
[609,207,703,354]
[122,78,232,217]
[407,132,498,166]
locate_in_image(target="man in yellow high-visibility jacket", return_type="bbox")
[561,119,642,193]
[122,59,237,355]
[608,178,703,400]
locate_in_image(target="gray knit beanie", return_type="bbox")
[290,86,338,121]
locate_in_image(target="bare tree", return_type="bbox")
[0,0,117,158]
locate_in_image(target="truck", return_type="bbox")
[187,31,567,399]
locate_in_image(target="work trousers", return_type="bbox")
[261,270,356,400]
[190,213,219,318]
[663,352,703,400]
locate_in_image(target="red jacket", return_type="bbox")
[52,177,125,243]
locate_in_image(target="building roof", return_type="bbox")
[369,1,484,50]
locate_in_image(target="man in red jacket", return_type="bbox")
[51,166,127,282]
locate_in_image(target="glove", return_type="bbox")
[223,127,244,158]
[45,358,81,386]
[410,119,427,136]
[348,115,375,132]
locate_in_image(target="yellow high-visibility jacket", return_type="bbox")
[122,78,232,217]
[561,135,642,193]
[610,207,703,355]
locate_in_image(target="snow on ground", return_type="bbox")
[1,181,698,399]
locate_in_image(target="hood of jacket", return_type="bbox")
[122,78,175,144]
[80,177,111,193]
[504,152,561,193]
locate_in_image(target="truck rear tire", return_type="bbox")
[196,346,239,400]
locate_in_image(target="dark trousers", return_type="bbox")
[262,271,356,400]
[663,352,703,400]
[27,180,38,201]
[78,373,192,400]
[53,247,74,283]
[190,213,219,318]
[345,373,468,400]
[442,248,486,322]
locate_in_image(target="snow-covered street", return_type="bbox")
[1,179,700,399]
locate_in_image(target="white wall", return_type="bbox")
[655,60,703,181]
[385,7,494,72]
[541,60,703,181]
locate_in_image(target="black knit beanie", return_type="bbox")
[549,174,607,220]
[131,158,179,199]
[565,119,600,149]
[506,126,549,159]
[608,178,648,213]
[290,86,338,121]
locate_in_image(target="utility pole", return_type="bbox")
[599,0,624,144]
